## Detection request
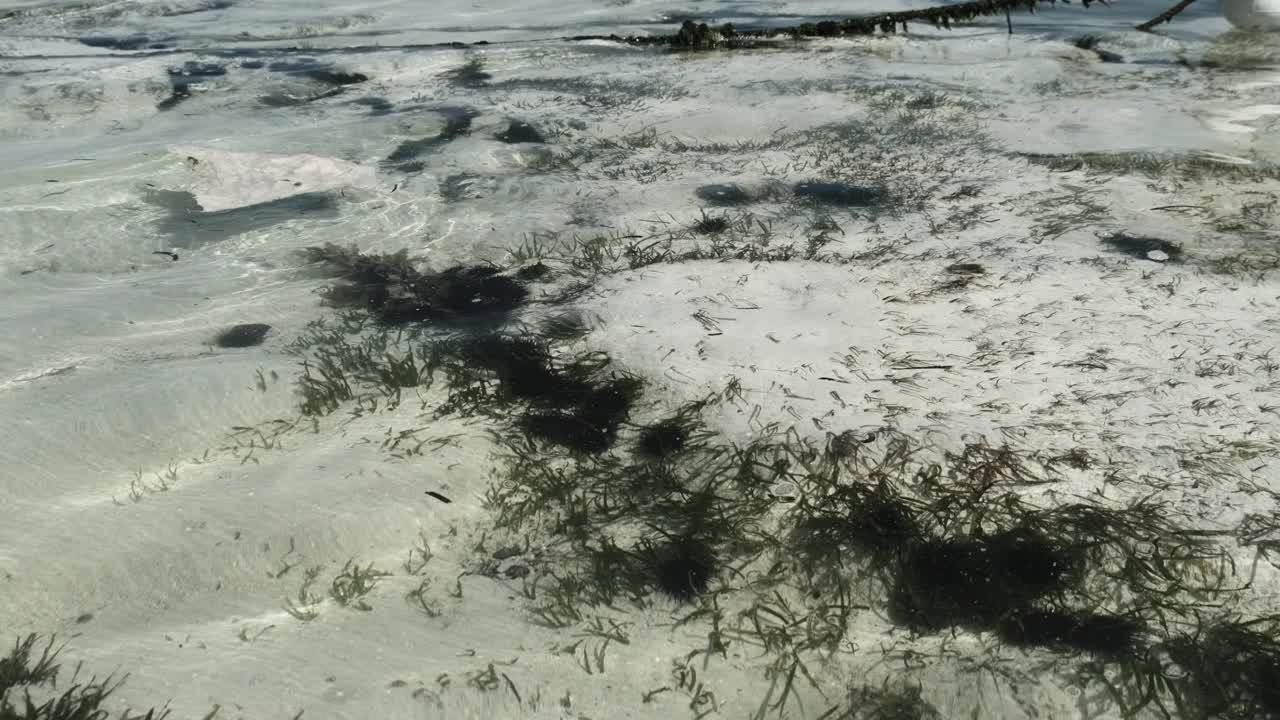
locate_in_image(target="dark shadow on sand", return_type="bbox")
[147,189,339,248]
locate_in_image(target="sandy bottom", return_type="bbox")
[4,3,1280,719]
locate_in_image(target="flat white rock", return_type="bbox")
[168,145,377,211]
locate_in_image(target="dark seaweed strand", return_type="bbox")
[52,0,1100,63]
[563,0,1098,49]
[1135,0,1199,31]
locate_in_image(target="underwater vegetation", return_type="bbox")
[690,210,732,235]
[576,0,1108,52]
[0,634,170,719]
[693,180,890,209]
[301,244,529,326]
[295,241,1276,719]
[1021,151,1280,182]
[636,418,690,460]
[431,332,643,453]
[887,528,1084,631]
[298,244,639,453]
[997,608,1143,658]
[832,681,943,720]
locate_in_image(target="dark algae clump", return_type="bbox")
[792,180,885,207]
[1100,231,1183,261]
[791,481,920,567]
[522,375,643,453]
[889,528,1081,631]
[650,534,717,602]
[429,331,644,454]
[298,243,642,454]
[637,418,689,459]
[302,244,527,325]
[454,334,561,400]
[691,211,731,235]
[496,119,546,144]
[997,609,1144,658]
[1149,617,1280,719]
[304,69,368,85]
[215,323,272,348]
[945,262,986,275]
[515,261,551,282]
[423,265,528,319]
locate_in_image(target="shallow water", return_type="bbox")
[5,1,1280,719]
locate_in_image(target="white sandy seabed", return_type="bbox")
[4,0,1280,718]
